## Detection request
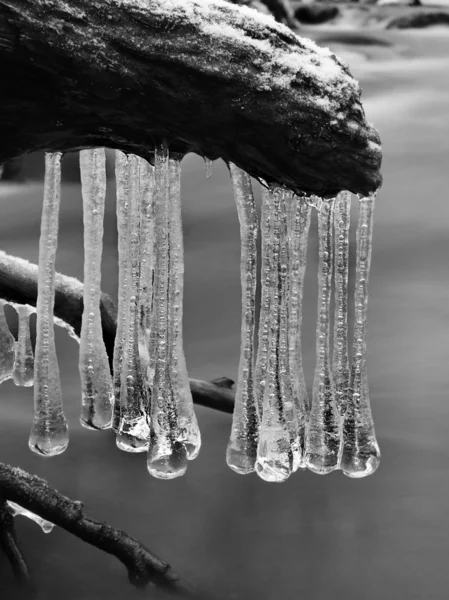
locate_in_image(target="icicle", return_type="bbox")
[79,148,113,430]
[204,158,213,179]
[333,191,351,418]
[255,187,294,483]
[226,164,259,474]
[29,152,69,457]
[12,305,34,387]
[7,501,55,534]
[168,155,201,460]
[116,154,150,452]
[147,144,188,479]
[341,194,380,478]
[0,300,15,383]
[305,198,340,474]
[287,195,311,471]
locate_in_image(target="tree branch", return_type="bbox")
[0,498,31,587]
[0,0,381,197]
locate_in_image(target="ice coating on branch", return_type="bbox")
[305,198,340,474]
[226,164,259,475]
[79,148,113,430]
[255,188,294,483]
[12,305,34,387]
[0,300,15,383]
[116,154,150,452]
[168,157,201,460]
[147,145,188,479]
[7,501,55,534]
[29,152,69,457]
[287,195,311,471]
[341,195,380,478]
[333,191,351,417]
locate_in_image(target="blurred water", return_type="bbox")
[1,28,449,600]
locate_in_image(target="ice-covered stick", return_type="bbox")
[0,300,15,383]
[147,144,187,479]
[305,198,340,474]
[12,305,34,388]
[167,155,201,460]
[7,501,54,534]
[287,195,311,471]
[340,194,380,478]
[29,152,69,457]
[79,148,113,430]
[226,164,259,474]
[117,154,150,452]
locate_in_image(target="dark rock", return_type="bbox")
[294,4,339,25]
[387,11,449,29]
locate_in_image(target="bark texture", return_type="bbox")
[0,0,381,197]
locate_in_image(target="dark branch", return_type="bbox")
[0,499,31,587]
[0,0,381,197]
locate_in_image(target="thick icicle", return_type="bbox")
[226,164,259,474]
[7,501,55,534]
[333,191,351,418]
[12,305,34,387]
[168,156,201,460]
[255,187,294,483]
[29,152,69,457]
[147,145,188,479]
[116,154,150,452]
[341,194,380,478]
[287,195,311,471]
[0,300,16,383]
[79,148,113,430]
[305,198,340,474]
[204,158,213,179]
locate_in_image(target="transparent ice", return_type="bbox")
[116,154,150,452]
[79,148,113,430]
[305,198,340,474]
[0,300,16,383]
[12,304,34,387]
[226,164,259,474]
[29,152,69,457]
[255,187,293,483]
[204,158,213,179]
[147,145,188,479]
[340,194,380,478]
[7,501,55,534]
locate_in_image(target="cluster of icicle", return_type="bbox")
[0,149,380,483]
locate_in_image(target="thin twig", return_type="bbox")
[0,498,31,588]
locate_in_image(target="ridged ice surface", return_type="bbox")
[29,152,69,457]
[226,164,259,474]
[255,188,294,483]
[7,501,55,534]
[147,146,188,479]
[305,198,340,474]
[341,195,380,478]
[12,305,34,387]
[0,300,15,383]
[287,195,311,471]
[333,191,351,418]
[116,154,150,452]
[168,157,201,460]
[79,148,113,430]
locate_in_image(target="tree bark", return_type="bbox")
[0,0,381,198]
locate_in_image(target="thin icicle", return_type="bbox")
[255,187,293,483]
[117,154,150,452]
[12,305,34,387]
[226,164,259,474]
[0,300,16,383]
[147,144,187,479]
[287,195,311,471]
[204,158,213,179]
[79,148,113,430]
[29,152,68,457]
[112,151,130,432]
[168,156,201,460]
[7,501,55,534]
[333,191,351,418]
[305,198,340,474]
[341,194,380,478]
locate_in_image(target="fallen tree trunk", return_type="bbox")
[0,0,381,198]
